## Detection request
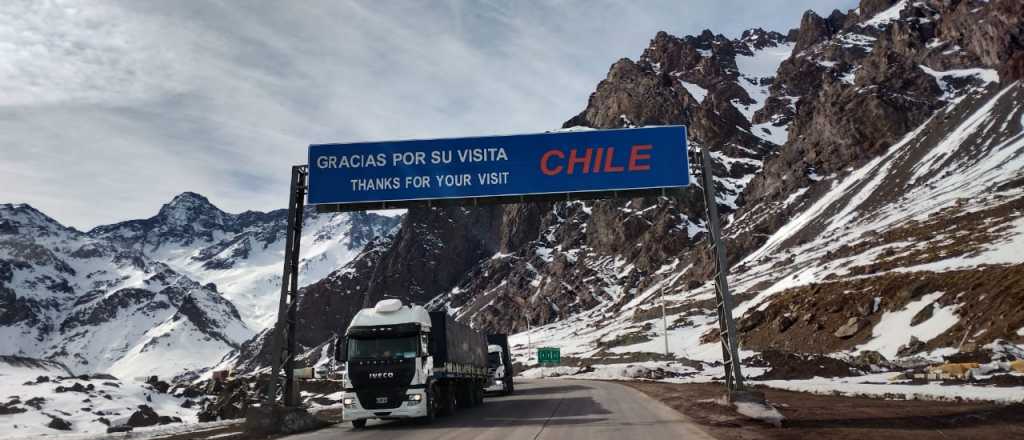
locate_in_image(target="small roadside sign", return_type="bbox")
[538,347,560,365]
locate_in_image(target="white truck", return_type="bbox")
[485,334,514,395]
[335,299,491,428]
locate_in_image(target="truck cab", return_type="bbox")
[336,299,488,428]
[485,335,514,395]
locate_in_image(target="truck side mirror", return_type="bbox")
[335,338,347,362]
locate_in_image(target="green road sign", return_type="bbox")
[538,347,560,365]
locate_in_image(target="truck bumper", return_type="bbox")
[485,379,505,393]
[342,391,428,421]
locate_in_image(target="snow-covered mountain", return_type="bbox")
[0,203,251,379]
[0,192,400,381]
[89,192,401,329]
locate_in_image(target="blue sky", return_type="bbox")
[0,0,856,229]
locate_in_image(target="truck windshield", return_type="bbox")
[488,352,501,367]
[348,336,418,360]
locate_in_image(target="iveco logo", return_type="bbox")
[369,372,395,379]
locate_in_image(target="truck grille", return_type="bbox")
[357,389,405,409]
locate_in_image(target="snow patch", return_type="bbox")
[856,292,958,359]
[679,81,707,102]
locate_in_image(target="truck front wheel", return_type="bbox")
[420,386,437,424]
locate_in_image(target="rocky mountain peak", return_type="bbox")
[157,192,226,228]
[740,28,789,50]
[0,203,75,237]
[792,9,848,55]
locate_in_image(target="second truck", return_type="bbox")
[336,299,491,428]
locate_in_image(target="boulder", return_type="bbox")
[47,416,72,431]
[910,303,934,326]
[127,405,160,427]
[853,350,890,368]
[738,310,765,332]
[897,336,927,357]
[107,425,133,434]
[776,314,797,333]
[158,415,183,425]
[834,317,865,339]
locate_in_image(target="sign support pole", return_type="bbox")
[695,147,747,395]
[267,165,308,406]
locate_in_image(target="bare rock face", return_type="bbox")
[563,58,696,129]
[858,0,898,20]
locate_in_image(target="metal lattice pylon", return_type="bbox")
[692,147,746,392]
[267,165,308,406]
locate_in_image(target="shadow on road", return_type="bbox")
[358,396,612,431]
[506,384,590,396]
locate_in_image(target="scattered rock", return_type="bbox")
[852,351,890,369]
[47,416,72,431]
[944,349,993,364]
[181,399,195,409]
[158,415,183,425]
[739,310,765,332]
[107,425,133,434]
[897,336,927,357]
[0,399,27,415]
[834,317,866,339]
[755,350,861,380]
[910,303,934,326]
[146,376,171,394]
[97,417,110,426]
[25,397,46,410]
[855,299,874,317]
[55,382,91,393]
[776,314,797,333]
[89,373,118,381]
[35,376,50,384]
[127,405,160,427]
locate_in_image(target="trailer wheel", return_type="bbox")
[351,420,367,429]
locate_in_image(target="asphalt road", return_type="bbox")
[284,379,716,440]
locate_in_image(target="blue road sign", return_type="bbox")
[307,126,689,206]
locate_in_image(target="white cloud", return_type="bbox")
[0,0,856,229]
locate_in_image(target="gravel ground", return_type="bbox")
[623,381,1024,440]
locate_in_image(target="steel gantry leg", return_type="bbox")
[267,165,308,406]
[694,147,746,393]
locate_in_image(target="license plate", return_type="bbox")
[376,397,388,404]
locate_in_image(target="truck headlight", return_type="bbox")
[405,394,423,405]
[343,397,356,407]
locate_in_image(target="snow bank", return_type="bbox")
[759,373,1024,403]
[1,358,200,437]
